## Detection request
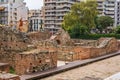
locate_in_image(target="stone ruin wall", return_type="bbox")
[58,46,91,61]
[117,40,120,50]
[0,42,28,52]
[0,27,30,52]
[0,50,57,75]
[55,30,119,61]
[90,38,118,58]
[58,38,118,61]
[0,64,9,73]
[0,27,58,75]
[51,29,72,46]
[15,50,57,75]
[27,31,51,41]
[71,39,98,47]
[0,27,119,74]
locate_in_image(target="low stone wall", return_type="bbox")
[27,31,51,41]
[0,27,58,75]
[0,49,57,75]
[117,40,120,50]
[58,38,118,61]
[72,39,97,47]
[0,42,28,52]
[0,63,9,73]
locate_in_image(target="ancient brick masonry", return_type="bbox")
[15,49,57,75]
[0,27,57,75]
[48,29,119,61]
[27,30,51,41]
[0,50,57,75]
[58,37,118,61]
[0,27,119,75]
[0,63,9,73]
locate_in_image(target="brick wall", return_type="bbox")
[58,38,119,61]
[0,49,57,75]
[0,63,9,73]
[27,31,51,41]
[0,27,57,75]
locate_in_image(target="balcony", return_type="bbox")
[45,18,56,20]
[105,11,114,15]
[45,9,56,13]
[105,4,115,7]
[105,8,114,11]
[56,9,70,12]
[44,5,56,8]
[97,7,103,10]
[44,22,55,25]
[44,1,56,4]
[56,0,75,4]
[45,14,55,16]
[55,22,62,25]
[56,18,63,21]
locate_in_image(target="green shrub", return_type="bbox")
[9,66,16,74]
[71,34,120,40]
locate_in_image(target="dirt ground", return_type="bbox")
[42,55,120,80]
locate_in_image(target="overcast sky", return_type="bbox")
[24,0,43,10]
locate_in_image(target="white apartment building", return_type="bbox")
[103,0,120,27]
[97,0,104,15]
[43,0,120,33]
[0,0,28,28]
[43,0,80,33]
[97,0,120,27]
[28,10,43,32]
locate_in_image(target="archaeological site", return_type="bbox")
[0,27,57,75]
[0,26,119,75]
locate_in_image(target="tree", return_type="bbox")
[69,24,88,38]
[114,25,120,34]
[62,0,98,35]
[96,16,114,33]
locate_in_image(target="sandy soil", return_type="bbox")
[42,55,120,80]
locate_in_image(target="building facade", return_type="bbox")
[96,0,120,27]
[103,0,120,27]
[43,0,80,33]
[0,26,58,75]
[97,0,104,15]
[28,10,43,32]
[43,0,120,33]
[0,0,28,28]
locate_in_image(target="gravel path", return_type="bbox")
[42,55,120,80]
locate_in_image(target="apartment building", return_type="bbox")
[0,0,28,28]
[103,0,120,27]
[43,0,80,33]
[28,9,43,32]
[43,0,56,33]
[43,0,120,32]
[97,0,120,27]
[97,0,104,15]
